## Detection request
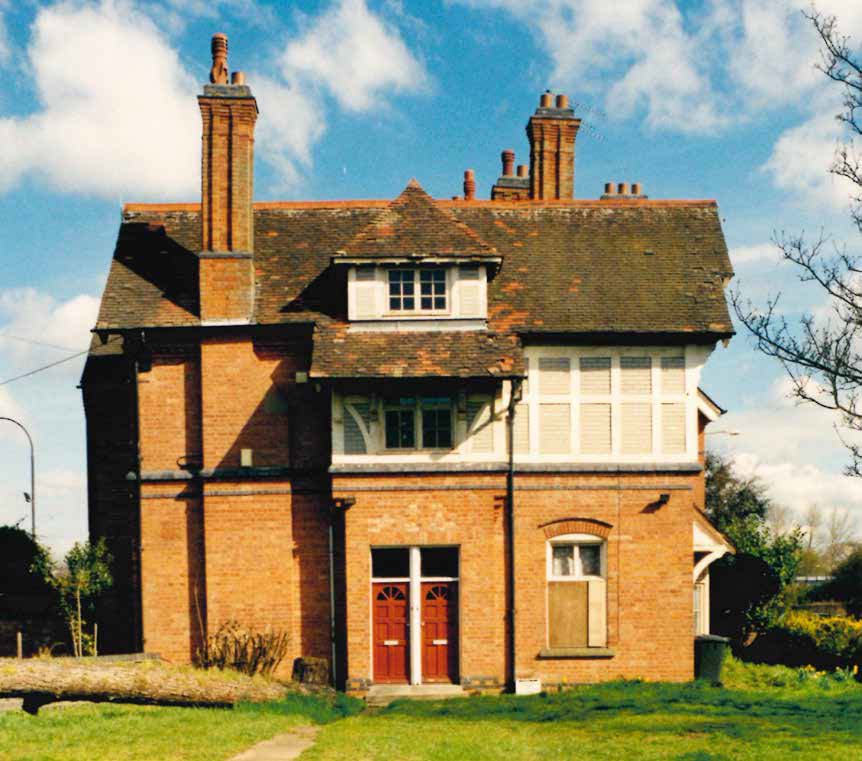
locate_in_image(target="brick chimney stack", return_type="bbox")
[198,33,258,323]
[526,91,581,200]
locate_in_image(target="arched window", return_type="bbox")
[546,533,607,649]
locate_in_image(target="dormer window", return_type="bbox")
[388,269,447,313]
[346,263,491,323]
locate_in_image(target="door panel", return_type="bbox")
[373,583,409,683]
[421,582,458,683]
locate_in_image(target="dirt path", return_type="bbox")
[227,726,319,761]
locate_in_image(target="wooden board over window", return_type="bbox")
[548,580,588,648]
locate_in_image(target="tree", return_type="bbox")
[705,452,803,642]
[0,524,54,597]
[732,9,862,477]
[821,547,862,616]
[704,451,771,531]
[33,539,112,658]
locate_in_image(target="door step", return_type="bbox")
[366,683,465,707]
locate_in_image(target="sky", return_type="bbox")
[1,0,861,555]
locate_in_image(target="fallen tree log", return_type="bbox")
[0,658,289,714]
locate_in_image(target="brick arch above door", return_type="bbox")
[539,517,613,540]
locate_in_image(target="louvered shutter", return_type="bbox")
[353,267,377,319]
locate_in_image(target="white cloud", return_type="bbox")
[729,243,782,267]
[761,106,858,210]
[0,0,200,200]
[252,74,326,190]
[281,0,429,113]
[0,289,99,376]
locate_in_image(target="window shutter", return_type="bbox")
[538,357,570,395]
[662,402,686,453]
[540,403,570,454]
[353,268,377,319]
[458,280,482,316]
[661,356,686,394]
[580,403,611,454]
[512,403,529,453]
[587,578,607,647]
[580,357,611,394]
[621,356,652,394]
[467,398,494,453]
[622,402,652,454]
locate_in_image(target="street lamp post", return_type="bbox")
[0,416,35,539]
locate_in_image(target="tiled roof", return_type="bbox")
[95,182,734,376]
[334,180,498,261]
[310,325,523,379]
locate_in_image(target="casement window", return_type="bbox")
[383,396,453,450]
[387,269,447,313]
[546,534,607,648]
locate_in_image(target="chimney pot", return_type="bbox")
[517,164,528,178]
[617,182,629,196]
[231,71,245,85]
[555,94,568,109]
[501,149,515,177]
[540,91,553,108]
[604,182,615,195]
[632,182,642,196]
[210,33,229,84]
[463,169,476,201]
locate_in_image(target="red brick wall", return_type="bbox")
[335,471,698,688]
[527,118,581,200]
[199,258,255,323]
[199,338,295,469]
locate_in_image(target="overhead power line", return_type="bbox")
[0,333,86,353]
[0,336,123,387]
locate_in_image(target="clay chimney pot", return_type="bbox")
[502,149,515,177]
[604,182,615,195]
[617,182,629,196]
[231,71,245,85]
[540,92,553,108]
[632,182,642,196]
[463,169,476,201]
[555,94,568,109]
[210,33,229,84]
[517,164,528,178]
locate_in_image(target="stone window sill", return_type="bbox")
[538,647,615,659]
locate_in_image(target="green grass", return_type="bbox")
[0,692,363,761]
[2,660,860,761]
[303,660,862,761]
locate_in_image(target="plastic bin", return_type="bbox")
[695,634,730,684]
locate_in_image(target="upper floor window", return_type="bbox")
[388,269,447,313]
[384,396,453,450]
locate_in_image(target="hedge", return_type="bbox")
[740,611,862,672]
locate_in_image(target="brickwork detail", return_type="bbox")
[541,518,613,539]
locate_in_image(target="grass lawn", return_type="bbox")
[0,693,360,761]
[305,660,862,761]
[1,660,860,760]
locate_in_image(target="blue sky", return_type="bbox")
[1,0,861,554]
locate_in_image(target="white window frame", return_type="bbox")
[382,396,455,452]
[546,534,607,582]
[386,267,450,316]
[517,345,713,463]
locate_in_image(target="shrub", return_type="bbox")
[740,610,862,672]
[196,621,290,677]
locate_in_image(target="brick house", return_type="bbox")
[82,36,734,693]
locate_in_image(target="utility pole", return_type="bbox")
[0,416,35,538]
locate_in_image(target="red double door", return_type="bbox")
[372,581,458,683]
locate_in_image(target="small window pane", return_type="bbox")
[372,548,409,578]
[422,407,452,448]
[421,547,458,577]
[385,409,415,449]
[552,545,575,576]
[580,545,601,577]
[388,270,416,311]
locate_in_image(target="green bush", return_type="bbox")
[740,611,862,672]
